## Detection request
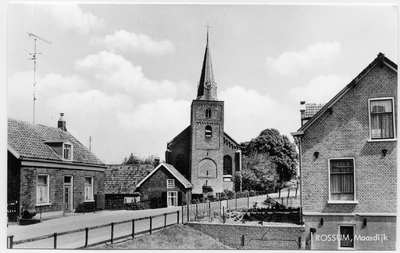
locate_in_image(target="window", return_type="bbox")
[37,175,49,205]
[205,125,212,138]
[167,191,178,207]
[63,143,72,160]
[84,177,93,201]
[339,225,355,249]
[167,179,175,188]
[329,159,355,202]
[205,108,212,118]
[369,98,395,140]
[223,155,232,175]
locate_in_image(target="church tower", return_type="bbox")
[189,28,225,194]
[166,26,241,199]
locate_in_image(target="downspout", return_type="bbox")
[297,135,304,225]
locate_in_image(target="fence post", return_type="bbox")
[132,219,135,238]
[209,202,211,218]
[196,203,198,218]
[150,216,152,234]
[288,188,290,198]
[54,233,57,249]
[241,234,245,247]
[8,236,13,249]
[164,213,167,228]
[177,210,180,224]
[85,228,89,247]
[181,205,184,224]
[281,198,284,206]
[295,187,298,197]
[111,222,115,244]
[279,188,281,198]
[222,206,225,224]
[235,196,237,210]
[298,236,301,249]
[247,192,249,207]
[187,203,189,223]
[220,199,222,213]
[227,199,229,210]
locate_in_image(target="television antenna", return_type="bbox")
[27,33,51,124]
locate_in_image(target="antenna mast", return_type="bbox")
[27,33,51,124]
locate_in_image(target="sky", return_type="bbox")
[4,1,399,164]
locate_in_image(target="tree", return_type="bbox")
[122,153,159,165]
[239,128,298,188]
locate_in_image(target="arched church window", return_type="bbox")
[205,125,212,138]
[205,108,212,118]
[223,155,232,175]
[176,155,185,175]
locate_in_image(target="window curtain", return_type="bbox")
[330,160,354,201]
[85,178,93,200]
[37,176,48,203]
[371,100,394,139]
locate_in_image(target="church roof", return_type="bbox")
[197,27,218,101]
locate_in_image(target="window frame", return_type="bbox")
[167,179,175,189]
[223,155,233,175]
[327,158,358,204]
[205,108,212,118]
[84,177,94,202]
[205,125,212,138]
[62,141,73,161]
[167,191,178,207]
[368,97,396,141]
[36,174,50,206]
[338,224,356,249]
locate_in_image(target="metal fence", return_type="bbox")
[7,210,180,249]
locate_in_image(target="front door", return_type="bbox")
[63,176,73,211]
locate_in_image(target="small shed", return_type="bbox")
[135,163,192,208]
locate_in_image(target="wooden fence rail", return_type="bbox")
[7,210,180,249]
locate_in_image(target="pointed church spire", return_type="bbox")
[197,23,218,101]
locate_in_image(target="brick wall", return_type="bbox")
[301,64,397,214]
[19,166,104,212]
[189,222,305,249]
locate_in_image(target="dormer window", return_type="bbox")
[63,143,72,160]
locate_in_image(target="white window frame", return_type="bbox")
[368,97,396,142]
[167,179,175,188]
[36,174,50,205]
[338,224,356,250]
[167,191,178,207]
[327,158,358,204]
[84,177,94,202]
[62,141,73,161]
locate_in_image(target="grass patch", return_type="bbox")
[92,224,230,250]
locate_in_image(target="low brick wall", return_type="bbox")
[189,222,305,250]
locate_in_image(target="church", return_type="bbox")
[165,29,242,199]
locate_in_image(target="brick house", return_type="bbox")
[8,115,106,221]
[135,163,193,208]
[291,53,397,250]
[165,29,242,199]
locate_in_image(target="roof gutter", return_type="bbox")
[20,157,106,172]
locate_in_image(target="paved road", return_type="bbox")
[7,207,180,249]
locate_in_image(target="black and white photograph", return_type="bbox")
[4,0,398,251]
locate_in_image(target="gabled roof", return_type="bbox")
[8,118,104,165]
[104,164,154,194]
[292,53,397,136]
[136,163,193,189]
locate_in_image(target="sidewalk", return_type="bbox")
[7,207,180,242]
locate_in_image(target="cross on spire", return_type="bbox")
[205,22,211,43]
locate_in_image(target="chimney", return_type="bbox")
[154,157,160,168]
[300,101,306,126]
[58,113,67,131]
